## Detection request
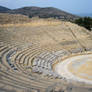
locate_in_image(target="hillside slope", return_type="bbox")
[0,6,10,13]
[0,13,31,24]
[9,7,79,21]
[0,6,79,21]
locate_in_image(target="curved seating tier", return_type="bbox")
[0,42,67,92]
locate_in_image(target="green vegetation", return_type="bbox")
[75,17,92,31]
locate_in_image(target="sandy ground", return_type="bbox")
[55,54,92,85]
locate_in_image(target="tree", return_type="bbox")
[75,17,92,31]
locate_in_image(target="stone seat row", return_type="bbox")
[0,43,58,92]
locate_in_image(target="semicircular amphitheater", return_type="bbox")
[0,19,92,92]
